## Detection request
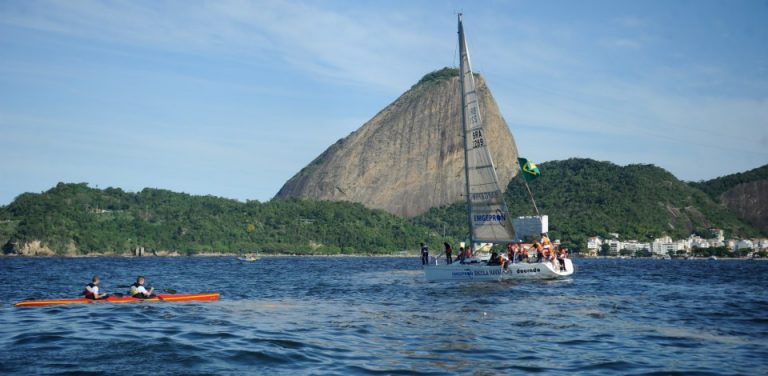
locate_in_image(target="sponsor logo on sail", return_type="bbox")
[470,191,500,201]
[473,209,506,223]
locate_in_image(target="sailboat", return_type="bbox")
[423,14,574,282]
[237,255,260,262]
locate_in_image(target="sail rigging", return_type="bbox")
[458,14,516,244]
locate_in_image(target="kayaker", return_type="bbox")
[129,276,155,299]
[83,275,109,300]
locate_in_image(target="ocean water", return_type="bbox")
[0,257,766,375]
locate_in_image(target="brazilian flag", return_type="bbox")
[518,158,541,182]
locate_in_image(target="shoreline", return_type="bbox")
[576,256,766,261]
[0,252,418,258]
[2,253,764,260]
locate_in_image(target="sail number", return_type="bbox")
[468,106,485,148]
[472,129,485,148]
[469,106,480,125]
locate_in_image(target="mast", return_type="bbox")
[458,13,474,248]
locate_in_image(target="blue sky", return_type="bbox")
[0,0,766,205]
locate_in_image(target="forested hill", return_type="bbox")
[690,164,768,200]
[413,159,762,249]
[0,183,446,256]
[1,159,762,256]
[689,164,768,234]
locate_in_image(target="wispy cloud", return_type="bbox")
[614,16,648,29]
[602,37,642,49]
[0,0,448,92]
[0,0,766,203]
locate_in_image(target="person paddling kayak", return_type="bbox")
[83,275,109,300]
[129,276,155,299]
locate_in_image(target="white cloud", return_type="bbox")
[0,0,765,196]
[0,0,449,92]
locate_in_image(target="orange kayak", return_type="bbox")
[15,292,220,307]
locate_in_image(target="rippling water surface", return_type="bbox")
[1,257,767,375]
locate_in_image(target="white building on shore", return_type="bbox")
[736,239,754,250]
[585,227,768,257]
[650,236,686,256]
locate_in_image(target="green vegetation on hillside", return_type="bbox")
[2,159,761,256]
[413,67,482,88]
[414,159,760,250]
[689,164,768,200]
[414,67,459,87]
[0,183,449,256]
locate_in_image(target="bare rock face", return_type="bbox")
[276,69,519,217]
[17,240,55,256]
[720,180,768,234]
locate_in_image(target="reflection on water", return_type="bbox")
[1,257,767,374]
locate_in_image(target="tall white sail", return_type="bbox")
[458,14,516,243]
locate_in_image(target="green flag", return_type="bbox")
[518,158,541,182]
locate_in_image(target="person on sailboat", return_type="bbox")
[558,248,569,271]
[488,251,501,266]
[499,252,509,269]
[444,243,453,264]
[420,243,429,265]
[507,243,519,264]
[540,234,559,267]
[541,233,554,254]
[519,244,530,263]
[460,246,477,264]
[534,241,544,263]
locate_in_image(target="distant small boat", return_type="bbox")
[708,256,717,261]
[237,256,260,262]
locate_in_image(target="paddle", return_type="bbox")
[115,285,178,294]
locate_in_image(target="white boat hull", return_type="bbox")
[423,259,574,282]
